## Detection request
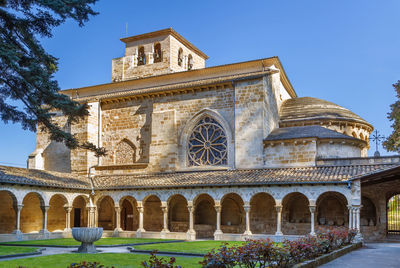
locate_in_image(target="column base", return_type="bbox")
[354,232,363,243]
[113,228,123,237]
[214,230,223,240]
[12,229,22,235]
[275,231,283,236]
[40,229,50,239]
[186,229,196,241]
[64,228,72,232]
[243,230,252,236]
[136,228,146,238]
[310,231,316,236]
[160,229,170,239]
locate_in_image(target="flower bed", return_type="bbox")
[141,227,357,268]
[199,227,357,268]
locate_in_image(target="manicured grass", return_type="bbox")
[4,238,172,246]
[134,240,245,254]
[0,253,202,268]
[0,246,38,256]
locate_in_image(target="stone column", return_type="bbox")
[355,205,362,232]
[87,206,96,228]
[186,202,196,241]
[309,205,316,235]
[160,202,170,238]
[275,205,283,236]
[114,206,122,234]
[348,205,353,229]
[352,207,356,229]
[214,203,223,240]
[64,206,72,232]
[13,204,23,235]
[94,206,98,227]
[40,205,50,237]
[136,202,145,237]
[243,204,252,236]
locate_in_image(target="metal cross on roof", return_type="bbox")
[370,129,385,157]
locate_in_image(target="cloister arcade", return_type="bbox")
[0,186,366,241]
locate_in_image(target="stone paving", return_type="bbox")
[322,243,400,268]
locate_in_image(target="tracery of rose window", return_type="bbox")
[188,116,227,166]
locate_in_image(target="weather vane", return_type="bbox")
[370,129,385,157]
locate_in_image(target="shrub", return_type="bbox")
[141,250,182,268]
[199,227,357,268]
[67,261,113,268]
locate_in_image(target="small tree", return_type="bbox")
[0,0,105,156]
[384,81,400,154]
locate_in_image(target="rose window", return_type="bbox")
[188,116,228,166]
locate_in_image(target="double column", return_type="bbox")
[348,205,362,232]
[136,201,145,237]
[275,203,283,236]
[243,203,252,236]
[187,201,196,240]
[13,204,23,235]
[160,202,170,238]
[214,201,223,240]
[64,206,73,232]
[40,205,50,236]
[113,206,123,234]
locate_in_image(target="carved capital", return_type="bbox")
[275,205,282,213]
[214,205,221,213]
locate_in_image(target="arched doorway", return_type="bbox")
[47,194,67,232]
[361,196,377,227]
[250,192,276,234]
[120,196,138,231]
[0,191,17,233]
[72,196,87,228]
[387,194,400,234]
[194,194,216,238]
[282,192,310,235]
[316,192,348,228]
[168,195,188,232]
[143,195,163,232]
[97,196,115,230]
[221,193,244,234]
[21,192,44,233]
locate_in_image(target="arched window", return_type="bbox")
[114,139,137,164]
[187,116,227,166]
[178,48,183,66]
[153,43,162,63]
[138,46,146,65]
[188,54,193,70]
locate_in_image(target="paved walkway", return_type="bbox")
[322,243,400,268]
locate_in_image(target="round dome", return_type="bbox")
[279,97,371,127]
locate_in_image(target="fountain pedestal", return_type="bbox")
[72,227,103,253]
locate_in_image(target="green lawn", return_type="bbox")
[0,253,202,268]
[134,240,245,254]
[0,246,38,256]
[4,238,172,246]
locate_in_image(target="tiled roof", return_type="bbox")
[1,164,399,190]
[92,164,400,190]
[279,97,371,127]
[264,126,361,142]
[0,166,90,189]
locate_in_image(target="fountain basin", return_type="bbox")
[72,227,103,253]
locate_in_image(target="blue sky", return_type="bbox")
[1,0,399,167]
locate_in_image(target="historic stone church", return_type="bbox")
[1,28,399,243]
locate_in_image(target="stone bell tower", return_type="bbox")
[111,28,208,82]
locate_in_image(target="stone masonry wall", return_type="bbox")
[264,140,317,168]
[235,78,275,168]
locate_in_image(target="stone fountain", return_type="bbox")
[72,227,103,253]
